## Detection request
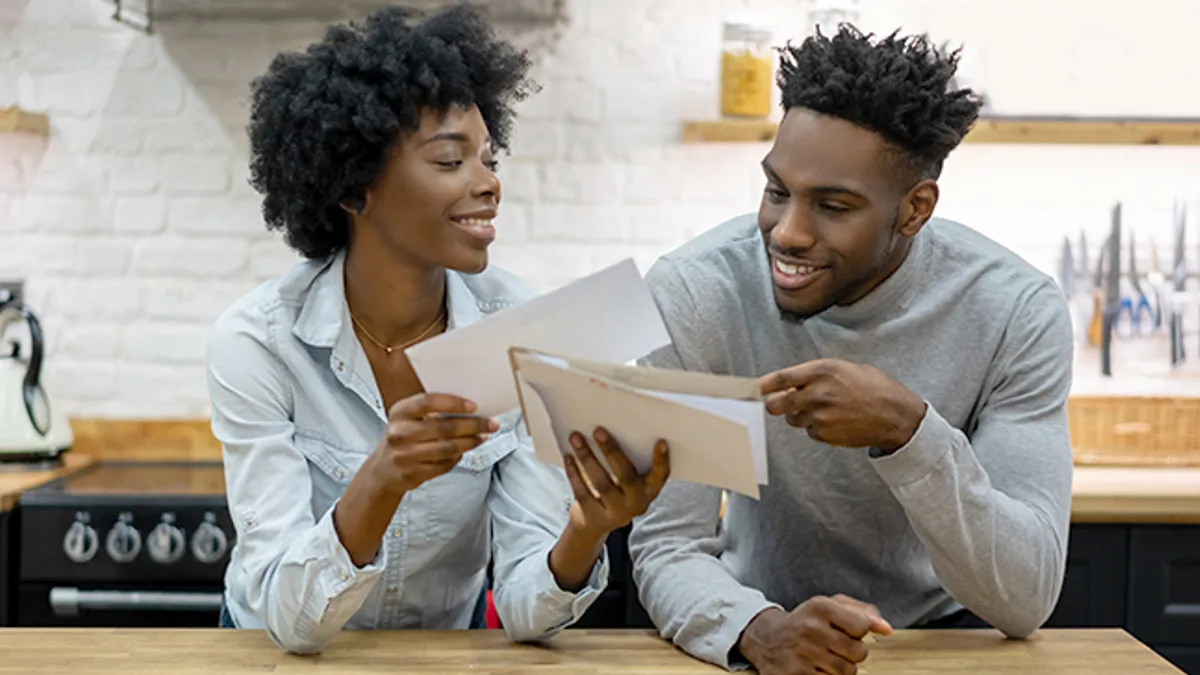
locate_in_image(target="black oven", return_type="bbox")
[15,462,232,628]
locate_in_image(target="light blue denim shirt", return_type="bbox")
[204,250,609,654]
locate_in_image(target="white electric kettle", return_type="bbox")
[0,299,72,461]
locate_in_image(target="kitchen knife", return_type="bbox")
[1101,203,1122,377]
[1087,234,1108,348]
[1173,200,1187,365]
[1058,236,1075,298]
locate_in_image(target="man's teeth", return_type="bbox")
[456,218,493,227]
[775,260,818,276]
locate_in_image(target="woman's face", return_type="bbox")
[354,104,501,274]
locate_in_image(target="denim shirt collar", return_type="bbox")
[290,249,486,418]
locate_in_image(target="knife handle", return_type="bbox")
[1101,311,1114,376]
[1087,291,1104,348]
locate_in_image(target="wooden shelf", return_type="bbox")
[682,115,1200,146]
[0,106,49,136]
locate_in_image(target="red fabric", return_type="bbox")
[485,590,501,629]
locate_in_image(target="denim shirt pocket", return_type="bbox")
[293,430,370,520]
[423,411,522,542]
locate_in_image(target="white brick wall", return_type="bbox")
[2,0,1200,417]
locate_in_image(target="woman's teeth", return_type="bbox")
[455,218,493,227]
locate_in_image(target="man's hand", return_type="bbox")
[759,358,928,453]
[738,596,893,675]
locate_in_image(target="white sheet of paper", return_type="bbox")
[512,350,763,498]
[405,259,671,417]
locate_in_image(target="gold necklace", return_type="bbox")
[350,307,446,355]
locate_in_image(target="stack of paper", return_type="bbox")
[510,349,768,498]
[406,259,769,498]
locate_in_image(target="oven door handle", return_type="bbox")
[49,587,223,617]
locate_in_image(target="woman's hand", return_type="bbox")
[368,392,498,494]
[564,427,671,537]
[548,427,670,592]
[336,392,496,567]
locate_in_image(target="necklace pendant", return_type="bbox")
[385,347,393,354]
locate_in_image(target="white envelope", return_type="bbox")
[405,259,671,417]
[509,347,768,499]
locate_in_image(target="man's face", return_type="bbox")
[757,108,934,321]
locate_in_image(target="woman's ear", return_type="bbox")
[339,191,369,216]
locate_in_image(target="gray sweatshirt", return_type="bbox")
[628,213,1075,670]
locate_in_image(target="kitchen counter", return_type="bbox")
[1,457,1193,522]
[0,454,93,512]
[1072,466,1200,523]
[0,628,1182,674]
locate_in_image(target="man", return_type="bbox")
[625,25,1074,675]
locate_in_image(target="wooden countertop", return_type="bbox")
[0,453,94,512]
[1072,466,1200,523]
[0,628,1181,674]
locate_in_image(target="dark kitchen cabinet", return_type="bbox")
[1047,524,1200,674]
[1045,524,1129,627]
[0,509,12,626]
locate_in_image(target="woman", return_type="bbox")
[205,4,670,654]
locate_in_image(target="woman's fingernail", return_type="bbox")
[594,428,608,443]
[488,419,499,431]
[570,433,584,449]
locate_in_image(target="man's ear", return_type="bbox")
[898,179,938,237]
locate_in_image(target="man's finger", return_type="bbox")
[820,600,879,640]
[390,392,478,420]
[758,359,830,395]
[831,595,893,635]
[764,387,816,416]
[593,427,639,486]
[818,623,871,665]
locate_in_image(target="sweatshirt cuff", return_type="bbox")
[869,402,955,488]
[719,597,784,671]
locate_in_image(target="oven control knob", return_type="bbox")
[147,521,186,564]
[191,513,228,564]
[62,520,99,563]
[105,515,142,563]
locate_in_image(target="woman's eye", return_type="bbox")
[820,203,850,213]
[436,160,463,169]
[764,186,788,202]
[485,160,500,172]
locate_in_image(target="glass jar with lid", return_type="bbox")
[720,21,773,119]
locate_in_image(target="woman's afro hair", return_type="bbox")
[246,3,536,259]
[777,24,983,183]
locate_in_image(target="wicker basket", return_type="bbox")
[1069,395,1200,466]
